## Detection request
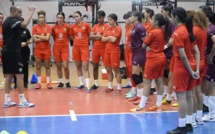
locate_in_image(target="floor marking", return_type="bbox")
[0,111,178,119]
[69,110,77,121]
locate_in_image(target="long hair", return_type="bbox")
[162,4,173,17]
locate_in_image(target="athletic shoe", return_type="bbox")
[128,96,140,102]
[66,83,71,88]
[202,114,215,122]
[76,85,84,89]
[35,83,41,89]
[104,88,114,93]
[86,86,91,93]
[167,126,187,134]
[19,100,35,108]
[196,118,204,125]
[90,84,98,90]
[186,124,193,133]
[133,99,141,105]
[130,106,145,112]
[191,121,197,128]
[148,105,162,112]
[3,100,17,108]
[125,90,132,96]
[125,92,135,99]
[115,89,122,95]
[47,83,53,89]
[162,99,171,104]
[150,88,156,94]
[57,82,64,88]
[172,102,178,107]
[122,83,132,88]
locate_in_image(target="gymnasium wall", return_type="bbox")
[0,0,208,61]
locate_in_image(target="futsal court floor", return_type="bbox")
[0,62,214,134]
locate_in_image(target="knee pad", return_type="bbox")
[164,69,169,78]
[132,74,143,85]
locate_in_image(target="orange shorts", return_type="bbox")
[72,46,89,62]
[169,57,174,72]
[173,66,196,92]
[34,48,51,60]
[92,49,105,63]
[144,57,166,79]
[196,63,205,85]
[124,47,133,67]
[104,52,120,68]
[53,46,69,62]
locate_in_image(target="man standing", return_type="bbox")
[2,5,36,108]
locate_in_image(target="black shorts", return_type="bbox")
[2,54,24,74]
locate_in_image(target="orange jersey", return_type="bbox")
[103,25,122,53]
[172,25,196,67]
[32,24,51,50]
[193,25,207,63]
[0,26,2,47]
[70,21,91,47]
[144,28,166,59]
[143,21,154,34]
[125,24,134,51]
[52,23,70,49]
[91,23,109,50]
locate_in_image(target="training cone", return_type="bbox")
[30,74,38,84]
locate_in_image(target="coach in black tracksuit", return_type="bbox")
[14,19,31,88]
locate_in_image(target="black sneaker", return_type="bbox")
[203,104,209,113]
[186,124,193,133]
[66,83,71,88]
[57,82,64,88]
[150,88,156,94]
[90,84,98,90]
[167,126,187,134]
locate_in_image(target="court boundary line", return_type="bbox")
[0,110,177,119]
[69,110,77,121]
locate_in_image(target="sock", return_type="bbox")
[85,78,90,87]
[59,78,63,83]
[139,96,148,108]
[127,78,131,85]
[166,93,171,101]
[204,95,209,106]
[196,110,203,119]
[108,82,113,89]
[5,94,10,102]
[78,76,84,85]
[137,88,143,97]
[208,96,215,115]
[46,77,50,83]
[156,95,162,107]
[131,87,137,94]
[37,77,41,84]
[94,80,98,86]
[66,79,70,83]
[163,85,167,94]
[117,84,121,90]
[171,92,177,100]
[19,94,26,102]
[151,80,156,88]
[179,118,186,127]
[192,113,196,122]
[186,115,192,124]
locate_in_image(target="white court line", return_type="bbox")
[0,110,178,119]
[69,110,77,121]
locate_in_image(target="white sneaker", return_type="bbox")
[202,114,215,122]
[3,100,17,108]
[19,100,35,108]
[196,118,204,125]
[192,120,197,128]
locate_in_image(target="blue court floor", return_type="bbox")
[0,111,214,134]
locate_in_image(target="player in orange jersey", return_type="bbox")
[101,13,122,94]
[70,11,91,93]
[52,12,71,88]
[89,10,108,90]
[32,10,52,89]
